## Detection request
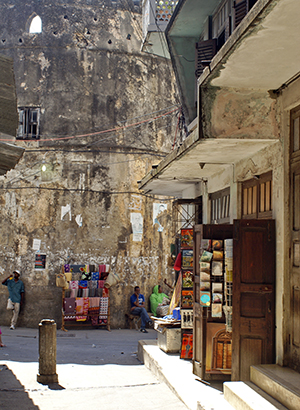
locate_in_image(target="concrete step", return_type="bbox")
[224,381,289,410]
[250,364,300,410]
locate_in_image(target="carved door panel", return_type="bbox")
[289,105,300,370]
[232,219,275,381]
[290,151,300,370]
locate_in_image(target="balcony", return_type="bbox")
[142,0,178,58]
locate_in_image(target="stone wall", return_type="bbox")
[0,0,178,328]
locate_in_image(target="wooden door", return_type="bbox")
[193,224,233,380]
[232,219,275,381]
[290,105,300,371]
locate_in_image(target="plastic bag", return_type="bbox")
[56,273,68,289]
[7,298,14,310]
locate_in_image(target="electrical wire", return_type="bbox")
[0,185,176,200]
[0,107,179,143]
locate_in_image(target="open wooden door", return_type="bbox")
[193,224,233,380]
[289,105,300,371]
[232,219,275,381]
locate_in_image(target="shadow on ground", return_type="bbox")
[0,364,39,409]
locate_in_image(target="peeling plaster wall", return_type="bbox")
[202,86,279,140]
[200,78,294,364]
[0,0,178,328]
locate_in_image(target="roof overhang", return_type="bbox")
[0,139,24,175]
[139,0,299,197]
[138,130,277,196]
[202,0,300,90]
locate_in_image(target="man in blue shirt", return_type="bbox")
[130,286,152,333]
[2,270,25,330]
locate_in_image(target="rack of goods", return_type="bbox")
[193,221,275,382]
[60,264,110,331]
[180,228,194,360]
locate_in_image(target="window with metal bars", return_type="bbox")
[17,107,40,139]
[241,171,272,219]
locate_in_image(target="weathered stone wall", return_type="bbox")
[0,0,178,328]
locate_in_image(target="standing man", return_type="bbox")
[130,286,152,333]
[2,270,25,330]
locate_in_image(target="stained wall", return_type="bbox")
[0,0,178,328]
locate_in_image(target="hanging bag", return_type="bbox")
[7,298,14,310]
[56,267,68,289]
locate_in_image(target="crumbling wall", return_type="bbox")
[0,0,178,328]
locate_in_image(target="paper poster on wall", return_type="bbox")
[61,204,71,221]
[128,195,142,211]
[32,238,41,251]
[130,212,143,242]
[35,253,46,270]
[153,203,167,232]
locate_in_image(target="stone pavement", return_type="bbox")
[0,326,234,410]
[0,326,188,410]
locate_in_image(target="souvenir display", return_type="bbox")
[212,282,223,293]
[212,261,223,276]
[200,281,210,291]
[200,291,210,306]
[180,332,193,360]
[181,229,193,248]
[200,271,210,282]
[182,249,193,268]
[61,264,110,330]
[224,239,233,331]
[201,239,211,251]
[205,323,231,373]
[200,251,213,262]
[180,229,194,360]
[182,270,193,288]
[212,240,223,250]
[181,290,193,308]
[212,293,223,304]
[200,262,210,272]
[211,303,222,318]
[212,250,223,260]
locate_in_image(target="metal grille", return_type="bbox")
[155,0,178,23]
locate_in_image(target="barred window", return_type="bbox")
[17,107,40,140]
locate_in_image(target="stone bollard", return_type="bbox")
[37,319,58,384]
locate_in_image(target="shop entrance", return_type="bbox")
[193,220,275,382]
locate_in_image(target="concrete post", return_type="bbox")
[37,319,58,384]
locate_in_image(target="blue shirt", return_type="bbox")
[130,293,145,308]
[3,278,25,303]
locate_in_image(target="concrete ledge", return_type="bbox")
[139,339,234,410]
[224,381,288,410]
[251,365,300,410]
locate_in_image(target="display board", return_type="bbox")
[180,229,194,360]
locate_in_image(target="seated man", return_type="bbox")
[130,286,152,333]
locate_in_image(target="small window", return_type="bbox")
[29,15,42,33]
[17,107,40,140]
[210,187,230,224]
[242,171,272,219]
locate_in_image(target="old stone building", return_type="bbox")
[0,0,178,328]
